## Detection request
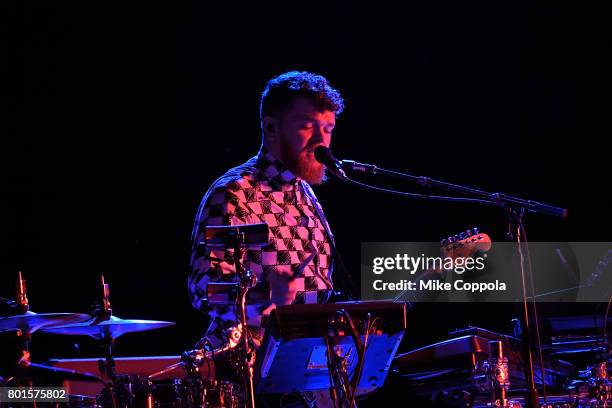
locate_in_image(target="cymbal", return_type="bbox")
[40,315,175,340]
[0,312,90,334]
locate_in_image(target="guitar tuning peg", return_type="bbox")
[473,227,479,235]
[466,229,473,237]
[459,232,467,240]
[454,234,461,242]
[447,236,455,243]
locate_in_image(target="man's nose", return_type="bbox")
[312,127,329,145]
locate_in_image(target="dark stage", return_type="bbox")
[6,1,612,406]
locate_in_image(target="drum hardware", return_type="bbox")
[154,321,244,392]
[40,277,175,341]
[16,271,29,314]
[483,340,511,408]
[18,362,105,384]
[589,361,612,405]
[0,272,90,388]
[0,272,89,335]
[38,276,175,408]
[565,360,612,407]
[6,260,610,407]
[49,355,202,404]
[67,393,103,407]
[39,276,175,376]
[0,274,111,408]
[39,315,176,341]
[1,271,253,408]
[200,223,270,408]
[206,282,270,307]
[144,377,242,408]
[0,311,91,338]
[146,349,242,408]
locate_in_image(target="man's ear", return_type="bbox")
[262,117,278,140]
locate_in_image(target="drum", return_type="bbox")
[148,378,242,408]
[67,394,101,408]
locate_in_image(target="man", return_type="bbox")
[188,71,343,351]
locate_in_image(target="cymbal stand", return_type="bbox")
[12,272,37,408]
[200,223,269,408]
[93,276,120,408]
[228,230,257,408]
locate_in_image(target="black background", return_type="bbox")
[6,0,612,377]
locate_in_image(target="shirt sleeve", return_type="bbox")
[188,181,252,345]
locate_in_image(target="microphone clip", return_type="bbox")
[340,160,378,175]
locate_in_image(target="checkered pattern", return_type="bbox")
[188,147,334,347]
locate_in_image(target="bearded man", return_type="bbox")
[188,71,343,351]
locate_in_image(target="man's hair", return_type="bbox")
[260,71,344,122]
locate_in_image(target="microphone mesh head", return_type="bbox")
[314,146,332,164]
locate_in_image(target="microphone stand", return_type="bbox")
[341,160,566,218]
[335,158,567,408]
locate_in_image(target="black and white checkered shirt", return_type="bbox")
[188,147,334,347]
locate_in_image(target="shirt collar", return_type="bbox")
[255,146,300,189]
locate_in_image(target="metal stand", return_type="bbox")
[488,340,510,407]
[325,322,352,408]
[505,208,542,408]
[94,278,121,408]
[14,271,33,386]
[201,223,270,408]
[323,310,370,408]
[12,271,37,408]
[330,154,569,408]
[228,230,257,408]
[97,336,122,408]
[591,361,611,406]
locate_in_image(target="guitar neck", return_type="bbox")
[392,267,445,307]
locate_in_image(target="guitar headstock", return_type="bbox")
[440,228,492,259]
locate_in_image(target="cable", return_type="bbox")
[328,236,359,300]
[367,317,382,334]
[324,332,339,408]
[514,221,541,407]
[519,222,547,403]
[603,293,612,349]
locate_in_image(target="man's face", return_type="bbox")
[276,96,336,185]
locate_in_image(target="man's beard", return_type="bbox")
[280,138,327,185]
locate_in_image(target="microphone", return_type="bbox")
[314,146,378,178]
[314,146,348,179]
